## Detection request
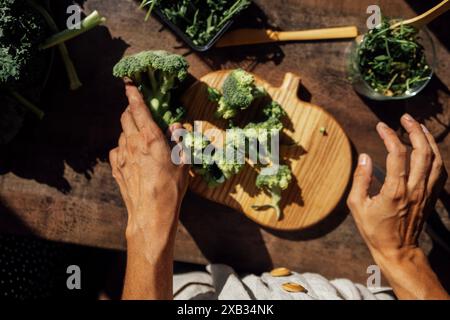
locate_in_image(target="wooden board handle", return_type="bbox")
[280,73,302,100]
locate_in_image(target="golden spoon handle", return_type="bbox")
[271,26,358,41]
[391,0,450,29]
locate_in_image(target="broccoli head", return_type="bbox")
[214,147,245,180]
[253,165,293,220]
[213,127,247,179]
[208,69,267,120]
[244,102,286,160]
[0,0,48,87]
[113,50,189,130]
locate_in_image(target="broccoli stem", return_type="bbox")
[7,88,45,120]
[57,45,82,90]
[252,186,282,220]
[27,0,82,90]
[39,11,106,50]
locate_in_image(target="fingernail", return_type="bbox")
[420,124,429,134]
[359,154,368,166]
[402,113,414,122]
[377,122,388,129]
[376,122,388,139]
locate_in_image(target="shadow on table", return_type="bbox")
[405,0,450,52]
[180,192,274,273]
[0,198,33,236]
[263,142,358,241]
[181,144,357,271]
[0,1,129,193]
[360,75,450,144]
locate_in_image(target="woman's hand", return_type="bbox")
[109,83,189,299]
[110,84,189,241]
[347,114,448,300]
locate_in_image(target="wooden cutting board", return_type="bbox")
[181,70,352,231]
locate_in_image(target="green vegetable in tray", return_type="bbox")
[252,165,292,221]
[208,68,267,119]
[357,18,431,97]
[0,0,105,143]
[113,50,189,130]
[140,0,251,47]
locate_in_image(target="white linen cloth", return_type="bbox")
[173,264,394,300]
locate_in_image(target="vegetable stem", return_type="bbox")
[8,88,45,120]
[40,11,106,50]
[28,0,83,90]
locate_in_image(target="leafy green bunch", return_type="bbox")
[357,18,431,96]
[140,0,251,46]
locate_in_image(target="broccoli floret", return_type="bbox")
[253,165,292,220]
[214,147,245,180]
[181,131,227,187]
[262,101,286,120]
[213,127,247,179]
[0,0,48,86]
[113,50,189,130]
[208,69,267,119]
[244,102,285,156]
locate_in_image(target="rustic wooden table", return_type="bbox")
[0,0,449,285]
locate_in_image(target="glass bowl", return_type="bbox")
[347,24,436,101]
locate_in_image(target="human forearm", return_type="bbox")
[122,215,178,300]
[110,84,188,300]
[373,248,449,300]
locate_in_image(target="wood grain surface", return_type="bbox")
[183,71,352,230]
[0,0,449,285]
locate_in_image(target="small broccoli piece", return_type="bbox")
[208,69,267,120]
[182,132,227,187]
[214,127,246,179]
[253,165,292,220]
[262,101,286,120]
[207,86,222,102]
[244,116,284,163]
[214,147,245,179]
[113,50,189,130]
[182,131,210,162]
[244,117,283,142]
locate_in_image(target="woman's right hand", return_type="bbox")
[347,114,448,300]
